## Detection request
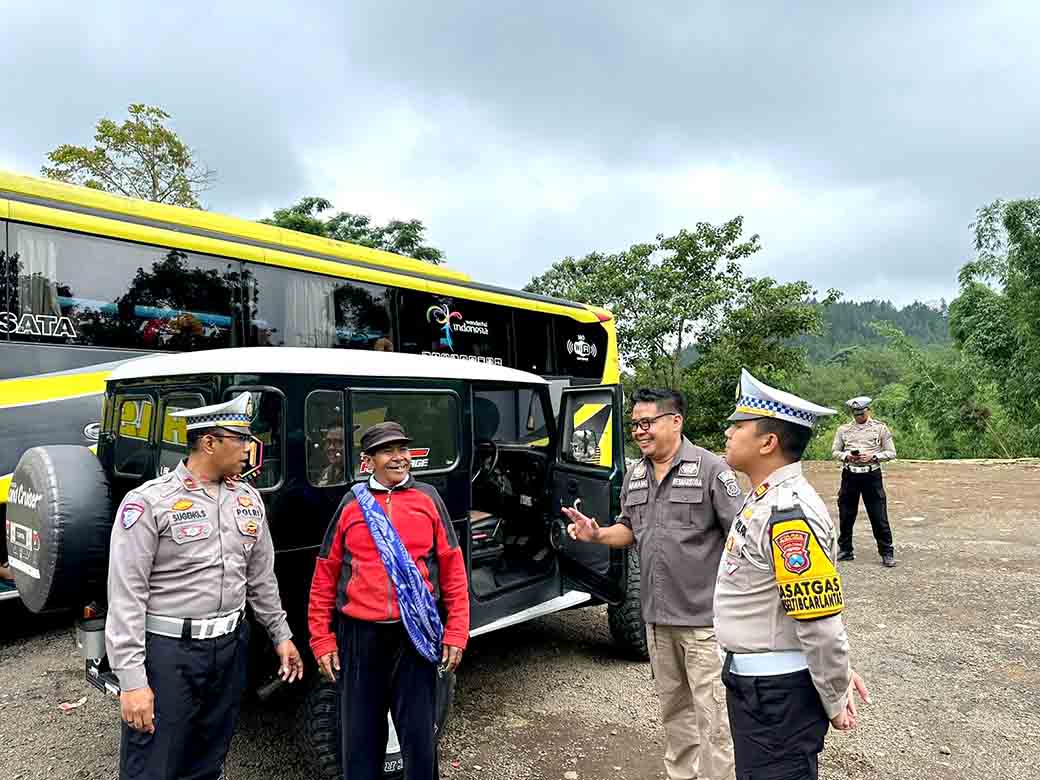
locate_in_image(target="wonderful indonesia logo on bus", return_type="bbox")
[426,304,488,352]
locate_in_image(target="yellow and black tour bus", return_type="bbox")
[0,170,621,600]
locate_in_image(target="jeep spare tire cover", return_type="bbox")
[7,446,112,613]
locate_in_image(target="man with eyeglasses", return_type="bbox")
[831,396,897,567]
[565,388,741,780]
[106,392,303,780]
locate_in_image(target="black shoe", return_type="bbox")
[837,550,855,562]
[881,554,897,568]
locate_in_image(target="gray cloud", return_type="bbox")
[3,1,1038,306]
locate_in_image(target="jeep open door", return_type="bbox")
[550,384,627,605]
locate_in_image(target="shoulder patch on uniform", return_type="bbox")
[120,502,146,530]
[679,459,700,477]
[237,495,253,508]
[717,469,741,497]
[631,461,647,479]
[770,513,844,620]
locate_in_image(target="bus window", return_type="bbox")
[113,395,155,477]
[397,289,511,367]
[241,262,393,351]
[158,394,207,476]
[350,391,459,478]
[3,223,242,350]
[306,390,346,487]
[555,317,608,379]
[514,310,553,374]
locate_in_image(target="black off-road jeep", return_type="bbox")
[6,347,645,778]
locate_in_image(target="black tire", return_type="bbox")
[7,446,112,614]
[303,669,456,780]
[608,548,648,660]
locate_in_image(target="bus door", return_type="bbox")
[549,385,626,604]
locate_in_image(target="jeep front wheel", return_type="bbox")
[607,548,648,660]
[303,669,456,779]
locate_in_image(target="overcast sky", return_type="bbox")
[3,1,1038,306]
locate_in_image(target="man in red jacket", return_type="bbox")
[308,421,469,780]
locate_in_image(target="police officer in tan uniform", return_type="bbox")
[565,388,742,780]
[106,392,303,779]
[832,396,897,566]
[716,370,870,780]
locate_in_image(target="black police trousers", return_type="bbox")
[837,468,894,556]
[338,616,438,780]
[722,654,830,780]
[120,621,250,780]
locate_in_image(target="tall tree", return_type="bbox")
[261,197,444,264]
[525,219,831,447]
[42,104,214,208]
[526,218,758,387]
[956,198,1040,433]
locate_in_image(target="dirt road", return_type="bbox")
[2,461,1038,779]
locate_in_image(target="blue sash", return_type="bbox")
[351,483,444,663]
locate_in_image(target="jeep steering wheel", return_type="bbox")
[471,438,500,484]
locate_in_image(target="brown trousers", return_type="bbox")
[647,624,735,780]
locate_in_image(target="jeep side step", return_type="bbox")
[470,590,591,638]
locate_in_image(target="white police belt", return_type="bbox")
[846,463,880,474]
[145,609,244,640]
[729,650,809,676]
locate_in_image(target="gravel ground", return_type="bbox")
[1,460,1038,780]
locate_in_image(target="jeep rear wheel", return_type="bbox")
[303,669,455,779]
[607,548,648,660]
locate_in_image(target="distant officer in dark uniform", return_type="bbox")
[106,392,303,780]
[831,396,897,567]
[716,370,870,780]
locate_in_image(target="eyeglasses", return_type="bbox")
[211,433,251,445]
[629,413,675,432]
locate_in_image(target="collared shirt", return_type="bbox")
[106,461,290,690]
[832,418,896,464]
[617,438,742,626]
[713,462,851,719]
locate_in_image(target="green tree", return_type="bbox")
[526,218,758,388]
[525,218,831,448]
[261,197,444,264]
[41,104,214,208]
[956,198,1040,431]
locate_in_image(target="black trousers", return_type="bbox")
[837,468,894,556]
[338,617,438,780]
[722,654,830,780]
[120,621,250,780]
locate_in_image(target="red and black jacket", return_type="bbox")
[307,476,470,660]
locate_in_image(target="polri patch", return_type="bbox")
[120,502,145,530]
[632,461,647,479]
[718,470,741,497]
[237,495,253,508]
